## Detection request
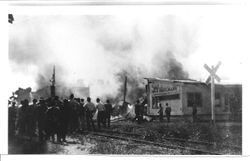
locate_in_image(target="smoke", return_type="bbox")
[151,51,189,79]
[9,15,199,101]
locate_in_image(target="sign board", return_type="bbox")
[204,61,221,83]
[152,83,180,96]
[204,61,221,124]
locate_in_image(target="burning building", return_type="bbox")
[145,78,242,121]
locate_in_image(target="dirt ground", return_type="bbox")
[110,119,242,155]
[8,118,242,155]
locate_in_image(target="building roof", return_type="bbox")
[144,77,242,88]
[144,77,207,85]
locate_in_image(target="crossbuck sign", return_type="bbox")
[204,61,221,123]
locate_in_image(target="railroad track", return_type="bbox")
[88,131,223,155]
[100,129,241,152]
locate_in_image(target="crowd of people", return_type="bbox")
[8,94,114,143]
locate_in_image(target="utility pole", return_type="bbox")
[204,62,221,124]
[50,65,56,98]
[123,75,127,103]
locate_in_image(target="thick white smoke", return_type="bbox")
[9,15,199,100]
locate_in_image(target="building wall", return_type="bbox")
[181,84,242,119]
[181,84,211,115]
[146,78,242,120]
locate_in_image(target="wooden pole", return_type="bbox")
[211,68,215,124]
[50,65,56,98]
[123,76,127,103]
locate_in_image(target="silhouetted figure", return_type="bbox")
[68,94,79,133]
[134,100,142,124]
[75,98,82,132]
[8,102,17,137]
[45,100,61,143]
[54,98,63,142]
[79,98,86,132]
[192,103,197,123]
[60,99,70,142]
[158,103,163,122]
[96,98,106,129]
[104,100,113,128]
[17,99,29,135]
[165,103,171,123]
[27,99,38,140]
[37,98,47,142]
[85,97,96,131]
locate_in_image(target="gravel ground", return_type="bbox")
[8,119,242,155]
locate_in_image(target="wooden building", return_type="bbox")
[144,78,242,121]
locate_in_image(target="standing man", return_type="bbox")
[158,103,163,122]
[60,99,70,142]
[192,103,197,123]
[75,98,82,132]
[37,98,47,142]
[79,98,86,132]
[165,103,171,123]
[17,100,28,135]
[85,97,96,131]
[134,100,141,124]
[96,98,106,129]
[8,102,17,137]
[27,99,38,140]
[68,94,78,133]
[104,100,113,128]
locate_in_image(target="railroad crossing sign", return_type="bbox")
[204,61,221,124]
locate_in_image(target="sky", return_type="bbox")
[8,5,250,98]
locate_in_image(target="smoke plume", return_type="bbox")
[9,15,198,101]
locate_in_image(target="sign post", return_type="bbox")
[204,62,221,124]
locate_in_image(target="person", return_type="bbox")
[45,99,61,143]
[37,98,47,142]
[60,99,70,142]
[139,101,145,122]
[96,98,106,129]
[68,94,79,133]
[17,99,29,135]
[104,100,113,128]
[16,101,23,135]
[8,102,17,137]
[165,103,171,123]
[158,103,163,122]
[134,100,141,124]
[27,99,38,140]
[75,98,83,132]
[79,98,86,132]
[85,97,96,131]
[192,103,197,123]
[54,98,63,143]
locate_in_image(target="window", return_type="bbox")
[215,92,221,107]
[224,94,229,106]
[187,92,202,107]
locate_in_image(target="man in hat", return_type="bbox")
[96,98,106,129]
[85,97,96,131]
[165,103,171,123]
[37,98,47,142]
[104,100,113,128]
